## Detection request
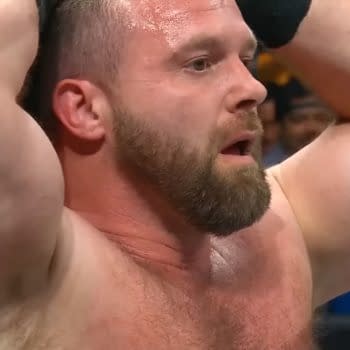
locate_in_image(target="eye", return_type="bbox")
[186,57,212,72]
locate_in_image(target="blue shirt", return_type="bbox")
[263,143,289,168]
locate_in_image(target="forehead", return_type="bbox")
[121,0,252,48]
[129,0,237,16]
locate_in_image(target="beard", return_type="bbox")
[113,107,271,237]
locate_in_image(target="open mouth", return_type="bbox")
[221,140,253,156]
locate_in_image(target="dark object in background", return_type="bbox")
[21,1,61,118]
[37,0,60,34]
[236,0,312,48]
[316,316,350,350]
[274,78,310,120]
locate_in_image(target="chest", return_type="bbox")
[77,281,313,350]
[78,252,313,350]
[42,204,314,350]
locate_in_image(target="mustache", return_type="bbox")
[246,110,263,133]
[219,110,263,137]
[211,110,263,153]
[223,110,262,130]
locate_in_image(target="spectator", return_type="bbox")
[263,79,335,167]
[258,84,281,155]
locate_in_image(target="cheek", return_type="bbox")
[125,83,217,147]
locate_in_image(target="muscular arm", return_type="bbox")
[0,2,64,300]
[269,0,350,306]
[270,126,350,307]
[275,0,350,118]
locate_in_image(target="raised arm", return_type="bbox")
[238,0,350,118]
[238,0,350,306]
[274,0,350,305]
[276,0,350,118]
[0,1,64,300]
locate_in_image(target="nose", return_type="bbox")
[224,59,267,114]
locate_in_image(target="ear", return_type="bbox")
[53,79,109,141]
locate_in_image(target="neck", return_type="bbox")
[80,210,212,284]
[60,144,213,284]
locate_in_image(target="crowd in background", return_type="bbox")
[256,49,350,349]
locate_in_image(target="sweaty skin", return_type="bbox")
[0,0,349,349]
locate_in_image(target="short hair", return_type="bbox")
[23,0,126,141]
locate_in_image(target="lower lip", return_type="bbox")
[217,153,255,165]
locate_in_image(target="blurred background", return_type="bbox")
[255,47,350,350]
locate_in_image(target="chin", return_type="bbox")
[182,165,271,237]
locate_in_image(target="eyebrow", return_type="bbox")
[173,33,258,57]
[174,35,226,55]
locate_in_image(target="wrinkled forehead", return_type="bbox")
[120,0,249,47]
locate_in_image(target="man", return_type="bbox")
[1,1,350,349]
[263,79,335,167]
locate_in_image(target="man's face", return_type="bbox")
[283,101,335,155]
[109,0,270,235]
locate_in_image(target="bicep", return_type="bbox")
[271,123,350,305]
[0,100,64,296]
